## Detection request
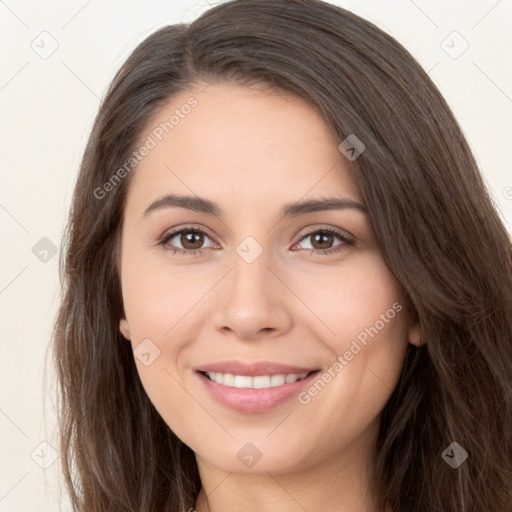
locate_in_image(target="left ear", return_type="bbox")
[408,323,422,347]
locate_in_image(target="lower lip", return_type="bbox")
[196,371,320,414]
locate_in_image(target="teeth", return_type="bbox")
[253,375,271,389]
[205,372,309,388]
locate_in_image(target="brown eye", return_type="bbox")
[294,228,354,255]
[158,226,218,255]
[179,230,205,250]
[310,231,336,250]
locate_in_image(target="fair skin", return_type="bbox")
[119,81,419,512]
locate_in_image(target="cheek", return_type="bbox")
[119,246,210,426]
[291,251,406,347]
[120,242,206,342]
[292,253,408,421]
[120,263,197,436]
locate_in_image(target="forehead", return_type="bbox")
[125,82,361,214]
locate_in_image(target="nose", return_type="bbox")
[211,248,293,341]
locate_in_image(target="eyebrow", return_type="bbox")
[143,193,367,220]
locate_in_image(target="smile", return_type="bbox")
[196,368,320,414]
[203,371,310,389]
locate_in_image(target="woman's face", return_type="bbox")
[119,81,417,476]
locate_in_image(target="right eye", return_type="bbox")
[157,226,219,256]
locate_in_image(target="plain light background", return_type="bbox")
[1,0,511,510]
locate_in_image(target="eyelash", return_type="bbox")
[156,224,355,257]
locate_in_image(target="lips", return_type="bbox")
[193,359,321,413]
[195,360,318,377]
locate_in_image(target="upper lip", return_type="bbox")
[195,360,319,377]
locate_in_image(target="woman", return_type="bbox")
[51,1,512,511]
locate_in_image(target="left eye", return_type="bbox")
[293,229,352,253]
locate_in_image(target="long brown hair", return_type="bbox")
[51,1,512,510]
